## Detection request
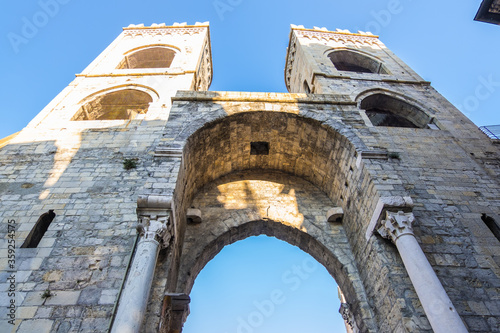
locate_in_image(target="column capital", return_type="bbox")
[137,214,173,247]
[339,302,354,329]
[377,210,414,243]
[136,194,174,248]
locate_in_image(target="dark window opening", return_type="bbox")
[481,214,500,241]
[366,108,418,128]
[71,89,153,121]
[360,94,431,129]
[21,210,56,248]
[328,50,388,74]
[334,62,373,73]
[250,142,270,155]
[117,47,175,69]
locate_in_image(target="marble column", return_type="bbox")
[378,211,468,333]
[111,196,173,333]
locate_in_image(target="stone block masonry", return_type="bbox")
[1,24,500,333]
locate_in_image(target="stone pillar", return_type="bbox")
[111,196,173,333]
[378,211,468,333]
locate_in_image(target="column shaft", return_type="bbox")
[395,234,468,333]
[111,238,160,333]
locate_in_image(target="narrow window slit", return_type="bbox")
[21,210,56,248]
[481,214,500,241]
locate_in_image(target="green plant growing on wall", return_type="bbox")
[123,158,138,170]
[388,152,400,160]
[41,289,53,299]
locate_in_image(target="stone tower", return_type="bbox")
[1,23,500,333]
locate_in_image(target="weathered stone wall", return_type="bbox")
[143,89,500,332]
[2,24,500,333]
[143,92,420,332]
[0,24,211,333]
[283,26,500,332]
[0,122,165,332]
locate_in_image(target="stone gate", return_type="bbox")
[1,23,499,333]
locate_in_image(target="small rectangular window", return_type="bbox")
[250,142,269,155]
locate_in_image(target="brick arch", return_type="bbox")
[174,111,364,212]
[71,88,153,121]
[169,110,371,253]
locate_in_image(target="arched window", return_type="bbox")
[71,89,153,121]
[21,210,56,248]
[117,47,176,69]
[360,94,430,128]
[329,50,388,74]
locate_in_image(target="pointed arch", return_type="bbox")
[184,235,347,332]
[157,109,382,332]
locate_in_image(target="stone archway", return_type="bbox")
[183,235,347,333]
[113,94,470,333]
[177,170,375,333]
[154,109,381,333]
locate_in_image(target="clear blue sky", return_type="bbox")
[1,1,499,332]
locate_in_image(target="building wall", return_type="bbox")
[1,24,500,333]
[283,27,500,332]
[0,23,211,333]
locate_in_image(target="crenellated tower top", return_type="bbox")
[285,25,424,94]
[24,22,213,133]
[122,22,210,37]
[289,25,382,45]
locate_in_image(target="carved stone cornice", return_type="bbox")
[123,25,207,38]
[295,29,382,46]
[377,211,415,243]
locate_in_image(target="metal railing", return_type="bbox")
[479,125,500,140]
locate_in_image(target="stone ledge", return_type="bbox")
[154,147,183,158]
[172,90,355,105]
[313,72,431,85]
